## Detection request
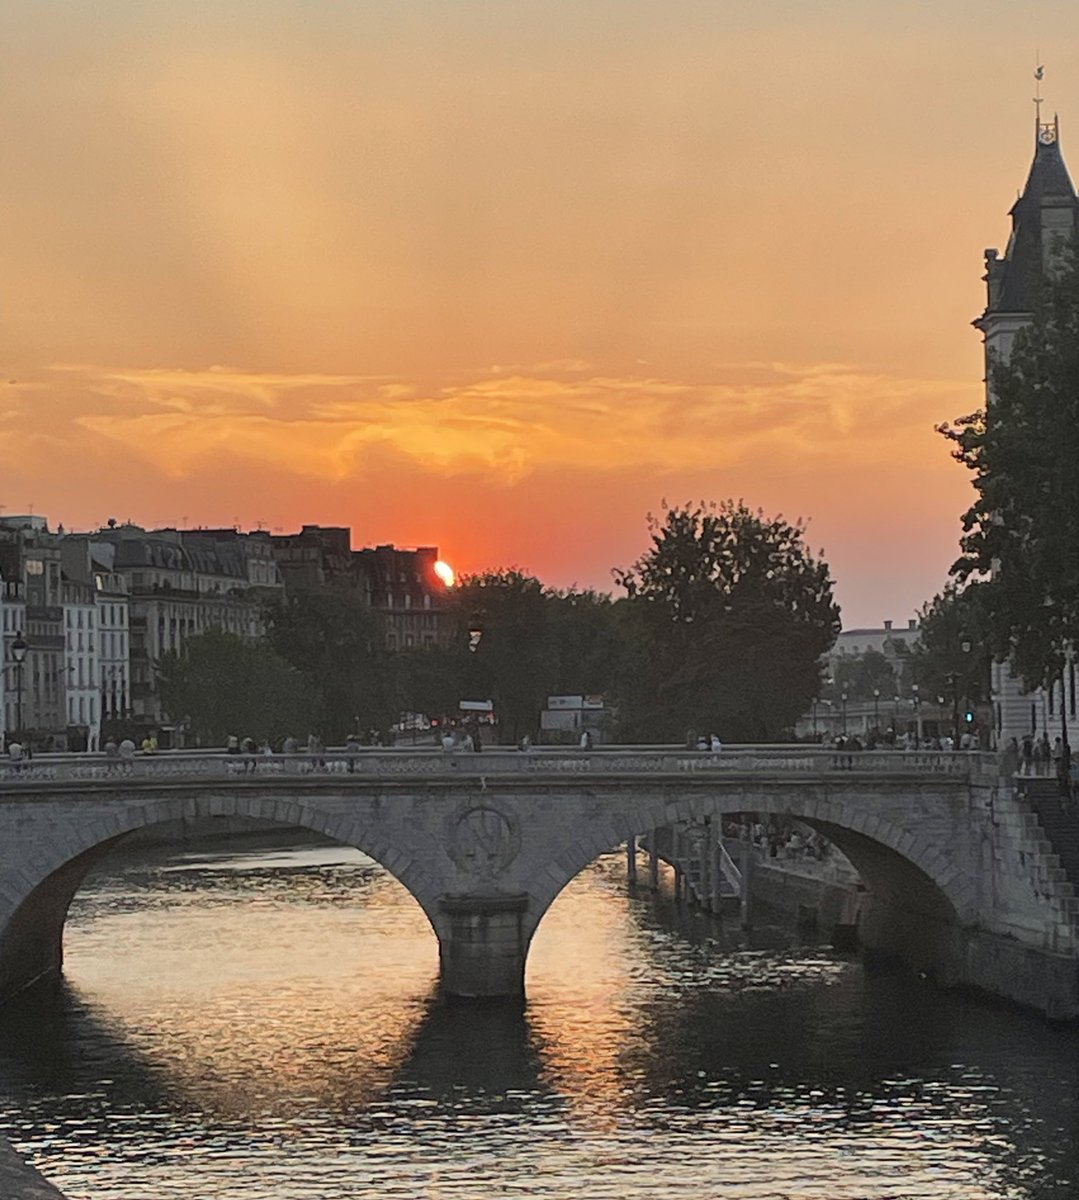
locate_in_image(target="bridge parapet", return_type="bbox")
[0,746,1000,788]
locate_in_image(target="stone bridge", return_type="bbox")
[0,746,1076,1018]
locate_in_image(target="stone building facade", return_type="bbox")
[974,115,1079,745]
[269,526,455,649]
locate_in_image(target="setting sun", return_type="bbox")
[433,560,456,588]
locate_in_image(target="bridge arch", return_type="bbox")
[0,792,445,1004]
[522,788,975,984]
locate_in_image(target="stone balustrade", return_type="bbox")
[0,745,1000,787]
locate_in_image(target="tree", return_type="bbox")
[158,631,316,746]
[455,570,557,743]
[939,248,1079,689]
[612,501,841,741]
[265,592,397,741]
[910,582,993,712]
[374,580,625,742]
[545,589,622,698]
[397,643,467,728]
[828,649,896,702]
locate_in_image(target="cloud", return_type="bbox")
[22,359,976,489]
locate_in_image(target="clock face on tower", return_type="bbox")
[1039,126,1058,146]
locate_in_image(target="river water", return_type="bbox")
[0,837,1077,1199]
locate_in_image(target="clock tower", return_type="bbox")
[973,113,1079,745]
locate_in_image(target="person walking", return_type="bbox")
[1034,734,1050,775]
[119,737,136,774]
[6,740,23,773]
[1021,733,1035,776]
[1000,736,1020,779]
[345,731,361,773]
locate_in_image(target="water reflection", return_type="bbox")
[0,840,1076,1198]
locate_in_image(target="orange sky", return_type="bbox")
[3,1,1078,626]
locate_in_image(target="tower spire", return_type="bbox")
[1034,60,1056,145]
[1034,58,1044,128]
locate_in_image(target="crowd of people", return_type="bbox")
[723,815,837,864]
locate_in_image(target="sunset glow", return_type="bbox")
[434,560,456,588]
[5,2,1079,623]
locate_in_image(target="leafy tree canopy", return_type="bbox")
[612,501,841,741]
[910,582,993,707]
[453,570,557,743]
[159,630,316,747]
[265,591,397,741]
[939,248,1079,689]
[827,649,897,702]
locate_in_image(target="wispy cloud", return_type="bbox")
[14,359,974,487]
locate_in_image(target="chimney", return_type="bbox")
[883,620,892,631]
[908,619,917,630]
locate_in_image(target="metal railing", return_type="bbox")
[0,745,1001,789]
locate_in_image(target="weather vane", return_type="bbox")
[1033,60,1056,145]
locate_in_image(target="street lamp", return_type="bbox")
[946,671,960,748]
[873,687,880,733]
[10,631,28,743]
[467,622,483,653]
[840,690,848,735]
[912,683,921,746]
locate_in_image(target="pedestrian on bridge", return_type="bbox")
[119,738,136,773]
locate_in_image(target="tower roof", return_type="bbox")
[984,118,1079,316]
[1014,127,1076,207]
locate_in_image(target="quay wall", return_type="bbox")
[0,1139,66,1199]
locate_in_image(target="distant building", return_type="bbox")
[0,516,67,749]
[87,524,285,738]
[828,618,920,670]
[797,618,922,740]
[974,113,1079,744]
[61,537,131,749]
[352,544,452,650]
[269,527,454,649]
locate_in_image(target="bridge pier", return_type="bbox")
[438,894,530,1000]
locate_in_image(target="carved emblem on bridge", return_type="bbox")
[448,805,520,877]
